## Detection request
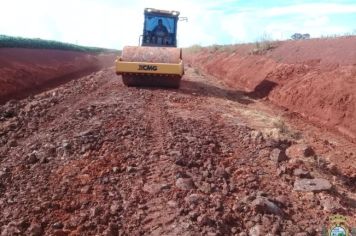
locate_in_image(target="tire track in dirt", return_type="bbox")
[137,93,192,235]
[1,64,355,235]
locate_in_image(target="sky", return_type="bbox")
[0,0,356,49]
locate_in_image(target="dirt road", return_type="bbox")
[0,66,355,235]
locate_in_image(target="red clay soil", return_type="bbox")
[1,66,355,235]
[0,43,355,235]
[0,48,116,104]
[185,36,356,141]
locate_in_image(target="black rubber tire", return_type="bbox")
[122,75,181,89]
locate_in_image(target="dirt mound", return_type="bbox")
[0,48,116,104]
[185,36,356,140]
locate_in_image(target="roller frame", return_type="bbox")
[115,58,184,77]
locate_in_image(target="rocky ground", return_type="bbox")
[0,66,355,235]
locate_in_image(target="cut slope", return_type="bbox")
[0,48,116,103]
[185,36,356,140]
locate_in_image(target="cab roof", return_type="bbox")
[144,8,180,17]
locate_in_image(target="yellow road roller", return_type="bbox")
[116,8,184,88]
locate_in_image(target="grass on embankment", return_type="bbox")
[0,34,117,53]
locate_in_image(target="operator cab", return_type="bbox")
[142,8,180,47]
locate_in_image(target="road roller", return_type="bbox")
[115,8,184,88]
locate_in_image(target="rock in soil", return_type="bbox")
[249,224,264,236]
[251,196,284,216]
[0,66,354,235]
[293,168,311,178]
[175,177,196,190]
[28,223,43,236]
[270,148,288,163]
[286,144,315,159]
[293,178,332,192]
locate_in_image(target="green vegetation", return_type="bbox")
[0,35,114,53]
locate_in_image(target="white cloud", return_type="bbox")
[217,2,356,42]
[0,0,355,48]
[261,3,356,17]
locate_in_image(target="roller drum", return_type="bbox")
[122,46,182,63]
[119,46,183,88]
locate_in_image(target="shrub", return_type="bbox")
[249,33,278,55]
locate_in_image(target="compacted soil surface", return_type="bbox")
[0,61,355,235]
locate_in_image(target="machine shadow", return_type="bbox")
[177,80,254,105]
[247,80,278,99]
